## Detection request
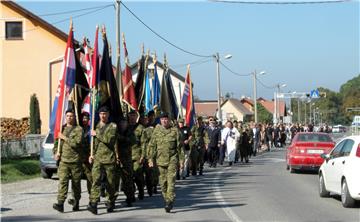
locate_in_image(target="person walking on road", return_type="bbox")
[53,109,84,213]
[221,121,240,166]
[87,106,118,215]
[148,112,184,213]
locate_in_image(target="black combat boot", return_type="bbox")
[53,201,64,213]
[106,202,115,213]
[68,198,75,206]
[164,201,173,213]
[153,186,158,194]
[147,186,153,197]
[199,168,203,176]
[87,202,97,215]
[138,189,144,200]
[72,200,79,211]
[125,198,133,207]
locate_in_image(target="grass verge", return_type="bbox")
[1,157,40,184]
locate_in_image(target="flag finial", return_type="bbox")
[109,43,112,58]
[153,51,157,64]
[141,43,144,55]
[101,25,106,38]
[164,53,168,68]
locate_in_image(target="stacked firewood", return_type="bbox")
[0,117,29,140]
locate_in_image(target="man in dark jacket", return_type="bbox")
[206,117,221,168]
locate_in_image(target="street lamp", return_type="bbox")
[214,52,232,123]
[274,83,286,124]
[252,70,266,123]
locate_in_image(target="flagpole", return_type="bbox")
[90,25,98,159]
[178,82,183,118]
[74,85,80,126]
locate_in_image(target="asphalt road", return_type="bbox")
[1,135,359,222]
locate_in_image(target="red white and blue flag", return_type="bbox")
[49,24,76,139]
[181,65,195,127]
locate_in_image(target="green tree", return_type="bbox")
[257,102,273,123]
[29,94,41,134]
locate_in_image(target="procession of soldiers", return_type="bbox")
[52,105,322,215]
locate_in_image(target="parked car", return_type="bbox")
[286,132,335,173]
[332,125,346,133]
[39,132,57,179]
[318,135,360,208]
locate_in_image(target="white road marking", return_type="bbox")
[212,167,243,222]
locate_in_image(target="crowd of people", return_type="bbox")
[52,108,332,215]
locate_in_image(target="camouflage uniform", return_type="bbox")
[190,125,208,175]
[143,125,158,196]
[148,125,184,209]
[129,123,146,200]
[89,122,118,208]
[116,128,135,206]
[53,125,83,210]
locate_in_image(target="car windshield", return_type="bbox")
[45,133,54,144]
[297,134,332,142]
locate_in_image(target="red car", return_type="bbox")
[286,132,335,173]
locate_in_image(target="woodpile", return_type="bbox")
[0,117,30,140]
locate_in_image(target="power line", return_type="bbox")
[120,1,213,58]
[256,77,276,89]
[171,58,212,68]
[37,4,114,17]
[51,4,113,25]
[1,4,113,39]
[209,0,350,4]
[219,61,252,76]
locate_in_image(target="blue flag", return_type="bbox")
[144,69,152,113]
[152,63,160,111]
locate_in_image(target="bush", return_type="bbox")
[29,94,41,134]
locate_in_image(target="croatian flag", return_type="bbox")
[49,24,76,139]
[181,65,195,127]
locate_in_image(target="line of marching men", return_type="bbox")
[52,106,263,215]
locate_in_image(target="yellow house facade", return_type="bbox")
[1,1,69,134]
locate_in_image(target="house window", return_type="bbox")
[5,21,23,40]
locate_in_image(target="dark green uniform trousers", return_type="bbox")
[57,162,82,202]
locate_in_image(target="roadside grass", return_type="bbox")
[1,157,40,184]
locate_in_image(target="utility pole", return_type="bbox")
[215,52,222,122]
[252,70,258,123]
[297,99,301,123]
[115,0,122,97]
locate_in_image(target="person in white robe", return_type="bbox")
[221,121,240,165]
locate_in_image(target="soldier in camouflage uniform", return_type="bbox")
[190,117,208,176]
[146,110,159,194]
[139,113,153,197]
[115,117,135,207]
[148,112,184,213]
[87,106,118,215]
[68,112,93,206]
[53,110,84,212]
[128,110,146,200]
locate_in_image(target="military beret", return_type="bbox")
[98,106,109,113]
[65,109,74,114]
[147,110,155,117]
[159,112,169,118]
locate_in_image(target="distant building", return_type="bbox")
[194,100,218,118]
[240,97,287,122]
[219,98,253,122]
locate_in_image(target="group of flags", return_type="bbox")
[50,21,196,140]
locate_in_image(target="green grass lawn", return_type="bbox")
[1,158,40,184]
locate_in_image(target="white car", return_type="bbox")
[318,135,360,208]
